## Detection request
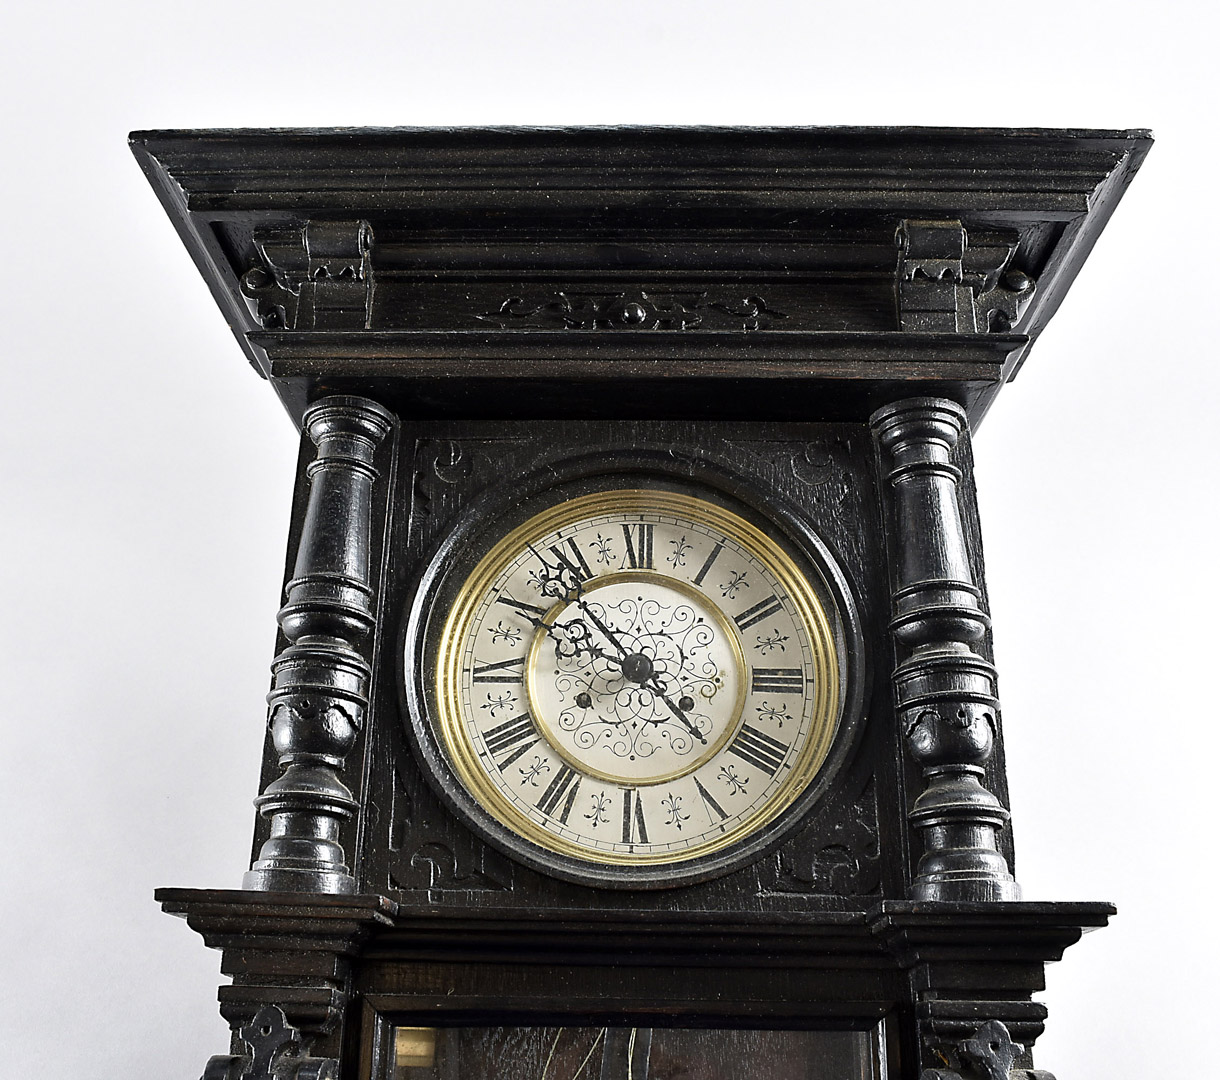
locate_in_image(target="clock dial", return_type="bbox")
[431,489,843,869]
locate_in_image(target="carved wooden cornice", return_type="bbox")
[130,127,1149,428]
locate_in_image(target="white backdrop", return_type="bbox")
[3,2,1214,1076]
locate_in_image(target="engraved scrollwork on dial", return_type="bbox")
[531,581,740,781]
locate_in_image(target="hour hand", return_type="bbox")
[550,619,622,667]
[526,543,585,603]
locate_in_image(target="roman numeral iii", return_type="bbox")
[751,667,804,694]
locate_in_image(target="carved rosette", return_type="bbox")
[871,398,1019,902]
[244,395,394,895]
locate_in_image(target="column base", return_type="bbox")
[242,867,357,895]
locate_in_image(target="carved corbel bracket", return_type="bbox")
[896,220,1036,333]
[241,221,374,330]
[920,1020,1057,1080]
[202,1006,338,1080]
[870,900,1112,1079]
[159,888,396,1076]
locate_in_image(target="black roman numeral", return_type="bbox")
[483,714,537,761]
[622,789,649,843]
[621,522,654,569]
[538,764,580,820]
[495,594,547,618]
[728,724,789,776]
[548,538,593,582]
[751,667,804,694]
[471,656,525,684]
[691,542,724,586]
[694,776,728,822]
[734,595,783,631]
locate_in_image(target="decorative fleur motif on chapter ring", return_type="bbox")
[662,792,690,830]
[590,533,615,565]
[584,791,612,827]
[755,630,789,654]
[667,535,692,568]
[720,571,749,599]
[756,701,792,728]
[518,755,550,787]
[488,620,523,645]
[719,765,749,794]
[481,692,517,716]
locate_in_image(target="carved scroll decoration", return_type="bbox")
[896,220,1036,333]
[241,221,374,330]
[871,398,1020,902]
[761,780,881,896]
[244,395,394,895]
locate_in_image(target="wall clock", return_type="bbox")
[132,127,1151,1080]
[404,477,860,887]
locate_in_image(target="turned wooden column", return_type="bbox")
[244,394,393,895]
[871,397,1020,902]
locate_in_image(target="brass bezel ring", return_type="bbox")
[434,488,842,868]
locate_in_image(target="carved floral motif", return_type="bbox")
[477,290,788,331]
[761,780,880,896]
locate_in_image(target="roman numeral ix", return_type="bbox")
[495,594,547,618]
[471,656,525,684]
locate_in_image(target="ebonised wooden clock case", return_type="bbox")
[132,127,1150,1080]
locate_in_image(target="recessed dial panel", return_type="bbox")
[430,489,846,871]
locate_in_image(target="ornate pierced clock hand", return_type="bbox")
[644,673,708,744]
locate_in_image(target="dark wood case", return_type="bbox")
[134,127,1149,1080]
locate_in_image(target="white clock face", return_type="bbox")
[432,489,842,868]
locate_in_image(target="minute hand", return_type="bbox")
[647,676,707,745]
[574,598,632,658]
